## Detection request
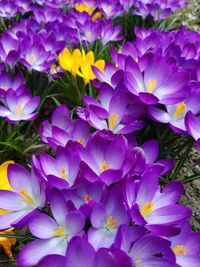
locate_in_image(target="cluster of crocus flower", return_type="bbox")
[0,119,199,266]
[75,26,200,151]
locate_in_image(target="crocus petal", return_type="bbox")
[28,212,58,239]
[38,255,66,267]
[147,205,192,224]
[65,237,95,267]
[50,189,68,226]
[17,238,67,267]
[8,164,31,193]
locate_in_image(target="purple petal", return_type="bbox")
[38,255,66,267]
[17,238,67,267]
[28,212,58,239]
[65,237,95,267]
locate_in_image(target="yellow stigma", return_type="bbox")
[15,104,23,117]
[77,138,85,146]
[100,161,111,173]
[175,102,187,117]
[135,58,139,63]
[53,226,65,237]
[173,245,187,255]
[19,189,34,205]
[135,260,142,264]
[147,79,157,93]
[109,113,118,130]
[107,5,112,13]
[60,167,67,180]
[50,64,57,74]
[28,54,36,65]
[3,87,8,91]
[85,194,92,203]
[86,31,92,41]
[106,216,118,229]
[140,202,154,216]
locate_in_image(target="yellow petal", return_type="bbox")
[92,11,102,22]
[94,60,105,72]
[58,48,72,72]
[0,228,16,258]
[0,161,14,191]
[85,51,95,64]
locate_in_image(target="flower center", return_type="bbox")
[53,226,65,237]
[60,167,67,180]
[175,102,186,117]
[147,79,157,93]
[27,54,36,65]
[140,202,154,216]
[106,216,118,230]
[84,194,92,203]
[19,189,34,205]
[3,87,8,91]
[77,138,85,146]
[86,32,92,42]
[107,5,112,13]
[15,104,23,117]
[109,113,118,130]
[100,161,111,173]
[135,260,142,265]
[172,245,187,255]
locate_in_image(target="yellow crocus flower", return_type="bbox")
[0,160,16,258]
[58,48,82,76]
[75,3,95,15]
[0,160,14,191]
[59,48,105,85]
[78,51,105,84]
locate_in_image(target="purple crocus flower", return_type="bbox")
[126,166,192,236]
[20,37,52,72]
[0,89,40,124]
[0,2,18,18]
[40,105,90,149]
[77,83,146,134]
[185,111,200,150]
[38,236,96,267]
[100,20,123,46]
[0,164,45,230]
[65,178,105,217]
[17,189,85,267]
[33,143,81,190]
[0,32,19,66]
[148,86,200,133]
[79,132,134,185]
[124,52,190,105]
[0,71,25,94]
[92,62,117,89]
[88,185,129,250]
[167,222,200,267]
[116,224,179,267]
[38,236,132,267]
[78,20,100,44]
[33,0,67,9]
[131,139,175,176]
[98,1,123,18]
